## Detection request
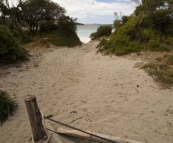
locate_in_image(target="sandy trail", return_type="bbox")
[0,41,173,143]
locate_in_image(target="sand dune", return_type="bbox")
[0,41,173,143]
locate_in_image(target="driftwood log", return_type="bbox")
[57,128,145,143]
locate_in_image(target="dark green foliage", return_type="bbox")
[12,28,32,45]
[164,37,173,45]
[50,16,81,47]
[113,20,121,29]
[97,0,173,55]
[0,0,81,48]
[40,22,58,32]
[121,16,129,25]
[0,17,3,25]
[0,90,17,125]
[97,17,140,55]
[32,16,81,47]
[58,16,77,35]
[0,25,28,63]
[113,16,129,29]
[97,38,108,49]
[17,0,66,33]
[47,30,81,47]
[90,25,112,40]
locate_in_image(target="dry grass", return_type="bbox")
[133,52,173,88]
[24,38,51,50]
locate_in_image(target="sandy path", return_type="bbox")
[0,41,173,143]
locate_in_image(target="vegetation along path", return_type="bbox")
[0,41,173,143]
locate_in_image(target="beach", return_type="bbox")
[0,41,173,143]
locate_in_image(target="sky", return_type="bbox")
[52,0,138,24]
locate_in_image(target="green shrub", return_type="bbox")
[111,41,139,55]
[13,29,32,45]
[50,31,81,47]
[142,28,155,40]
[122,16,130,25]
[97,35,140,55]
[20,35,32,44]
[90,25,112,40]
[147,38,169,51]
[148,39,160,49]
[164,37,173,45]
[40,22,58,32]
[0,25,28,63]
[97,13,173,55]
[56,17,81,46]
[0,91,17,125]
[33,16,82,47]
[116,16,138,36]
[28,28,81,47]
[113,20,121,29]
[96,38,108,48]
[58,16,77,36]
[97,17,140,55]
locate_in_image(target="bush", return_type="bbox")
[147,38,169,51]
[37,27,81,47]
[90,25,112,40]
[164,37,173,45]
[97,38,108,48]
[97,17,140,55]
[148,39,160,49]
[32,16,82,47]
[13,29,32,45]
[97,12,173,55]
[0,91,17,125]
[142,28,155,41]
[0,25,28,63]
[40,22,58,32]
[58,16,77,35]
[49,30,81,47]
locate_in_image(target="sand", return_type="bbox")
[0,41,173,143]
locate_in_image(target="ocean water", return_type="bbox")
[76,25,101,43]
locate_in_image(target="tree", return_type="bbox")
[0,0,81,47]
[0,0,66,33]
[0,1,10,24]
[18,0,66,33]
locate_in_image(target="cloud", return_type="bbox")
[52,0,137,24]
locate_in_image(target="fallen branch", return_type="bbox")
[57,128,145,143]
[70,117,83,123]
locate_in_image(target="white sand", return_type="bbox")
[79,37,91,43]
[0,41,173,143]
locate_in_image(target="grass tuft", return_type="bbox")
[0,91,18,125]
[142,55,173,88]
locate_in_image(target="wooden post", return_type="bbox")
[25,95,45,142]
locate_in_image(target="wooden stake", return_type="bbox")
[25,95,45,142]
